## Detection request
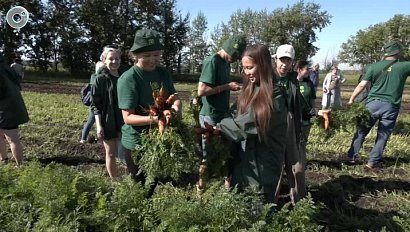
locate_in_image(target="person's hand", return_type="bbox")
[323,87,328,93]
[96,126,104,140]
[228,82,241,91]
[347,99,354,106]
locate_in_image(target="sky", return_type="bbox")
[176,0,410,68]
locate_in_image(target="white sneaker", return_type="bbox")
[80,140,86,144]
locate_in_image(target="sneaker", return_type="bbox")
[80,140,86,144]
[341,155,358,164]
[365,162,382,170]
[364,163,382,172]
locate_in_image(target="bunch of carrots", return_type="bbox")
[149,85,177,135]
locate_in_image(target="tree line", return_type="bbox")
[1,0,408,77]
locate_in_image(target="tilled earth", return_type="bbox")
[22,81,410,113]
[20,80,410,231]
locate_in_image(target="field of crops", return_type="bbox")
[0,77,409,231]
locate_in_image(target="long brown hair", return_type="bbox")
[237,44,273,144]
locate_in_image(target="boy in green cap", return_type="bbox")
[196,35,246,190]
[347,41,410,169]
[117,29,182,183]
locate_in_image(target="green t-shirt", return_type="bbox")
[117,65,176,150]
[364,60,410,108]
[199,54,231,122]
[298,78,316,125]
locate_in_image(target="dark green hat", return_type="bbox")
[222,35,247,60]
[130,29,164,53]
[383,41,403,57]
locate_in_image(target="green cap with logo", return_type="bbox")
[130,29,164,53]
[222,35,247,60]
[383,41,403,57]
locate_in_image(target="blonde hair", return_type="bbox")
[95,61,105,73]
[101,48,121,62]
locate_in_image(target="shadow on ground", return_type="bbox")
[310,174,409,231]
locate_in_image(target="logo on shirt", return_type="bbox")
[300,85,305,93]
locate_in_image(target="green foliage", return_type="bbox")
[213,1,331,60]
[313,103,372,137]
[339,14,410,66]
[135,120,199,182]
[148,183,258,231]
[268,196,323,231]
[0,162,148,231]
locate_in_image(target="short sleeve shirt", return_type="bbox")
[199,54,231,122]
[117,65,176,150]
[299,78,316,125]
[364,60,410,108]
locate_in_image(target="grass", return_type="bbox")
[2,77,410,231]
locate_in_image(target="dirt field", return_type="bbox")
[22,81,410,113]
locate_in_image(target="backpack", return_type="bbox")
[80,83,92,106]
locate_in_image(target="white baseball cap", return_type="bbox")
[275,44,295,59]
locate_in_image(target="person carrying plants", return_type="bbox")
[202,44,288,204]
[90,47,124,179]
[347,41,410,169]
[0,53,29,166]
[117,29,181,186]
[196,35,246,190]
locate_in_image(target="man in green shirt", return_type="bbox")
[347,41,410,169]
[196,35,246,189]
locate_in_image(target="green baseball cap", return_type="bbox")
[130,29,164,53]
[383,41,403,57]
[222,35,247,60]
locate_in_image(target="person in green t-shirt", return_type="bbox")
[196,35,246,190]
[215,44,288,204]
[117,29,181,182]
[347,41,410,169]
[295,60,316,161]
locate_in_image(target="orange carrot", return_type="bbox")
[323,111,330,130]
[163,109,172,124]
[149,106,159,116]
[159,86,166,98]
[166,94,175,105]
[158,119,166,135]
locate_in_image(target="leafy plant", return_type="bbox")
[135,119,199,182]
[313,103,372,137]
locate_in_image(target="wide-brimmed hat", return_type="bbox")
[221,35,247,60]
[383,41,403,57]
[130,29,164,53]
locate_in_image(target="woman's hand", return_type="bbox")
[96,126,104,140]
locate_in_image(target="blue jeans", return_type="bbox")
[347,100,399,165]
[81,110,95,141]
[199,115,216,161]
